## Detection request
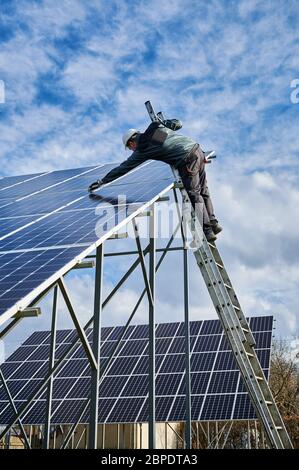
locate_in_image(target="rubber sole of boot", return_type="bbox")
[205,232,217,242]
[212,224,223,235]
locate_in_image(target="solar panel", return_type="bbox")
[0,316,273,425]
[0,161,174,324]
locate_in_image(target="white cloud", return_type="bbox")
[252,172,277,190]
[0,0,298,356]
[63,55,116,103]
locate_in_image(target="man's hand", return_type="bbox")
[88,179,103,193]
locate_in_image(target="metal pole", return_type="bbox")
[215,421,219,449]
[102,243,150,307]
[0,249,143,443]
[96,246,185,257]
[0,369,31,449]
[58,278,97,370]
[132,219,154,306]
[148,203,156,449]
[173,186,191,449]
[29,426,32,447]
[88,244,104,449]
[183,248,192,449]
[43,285,58,449]
[0,217,181,446]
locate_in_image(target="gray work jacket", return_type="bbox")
[101,128,197,184]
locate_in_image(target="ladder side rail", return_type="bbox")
[174,174,292,448]
[144,104,293,449]
[206,243,256,345]
[192,247,285,448]
[172,187,277,439]
[197,244,248,344]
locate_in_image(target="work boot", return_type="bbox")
[210,220,223,235]
[204,229,217,242]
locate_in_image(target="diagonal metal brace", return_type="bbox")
[0,369,31,449]
[57,278,97,370]
[132,218,154,307]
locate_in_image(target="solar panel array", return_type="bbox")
[0,161,174,324]
[0,316,273,424]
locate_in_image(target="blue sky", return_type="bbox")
[0,0,299,357]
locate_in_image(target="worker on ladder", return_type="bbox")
[88,121,222,242]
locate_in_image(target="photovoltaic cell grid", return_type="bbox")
[0,161,174,323]
[0,316,273,425]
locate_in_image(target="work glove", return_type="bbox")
[163,119,182,131]
[88,179,103,192]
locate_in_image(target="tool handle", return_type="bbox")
[145,100,165,125]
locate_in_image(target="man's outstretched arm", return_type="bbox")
[88,151,147,192]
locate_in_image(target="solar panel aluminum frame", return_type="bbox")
[0,161,282,450]
[0,316,274,450]
[0,179,174,327]
[0,203,181,449]
[0,166,185,450]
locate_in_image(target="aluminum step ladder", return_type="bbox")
[145,100,293,448]
[174,177,293,449]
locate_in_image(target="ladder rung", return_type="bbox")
[246,352,254,357]
[224,283,232,289]
[255,376,264,381]
[208,242,216,248]
[276,426,283,430]
[265,401,273,405]
[232,304,240,311]
[216,262,224,269]
[242,327,250,333]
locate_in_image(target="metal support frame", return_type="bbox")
[132,218,154,307]
[0,369,31,449]
[0,179,289,450]
[59,219,182,449]
[88,244,104,448]
[173,187,192,449]
[43,285,58,449]
[183,248,191,449]
[148,204,156,449]
[57,278,97,370]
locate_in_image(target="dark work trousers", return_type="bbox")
[178,145,216,232]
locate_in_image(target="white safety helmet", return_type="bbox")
[122,128,138,149]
